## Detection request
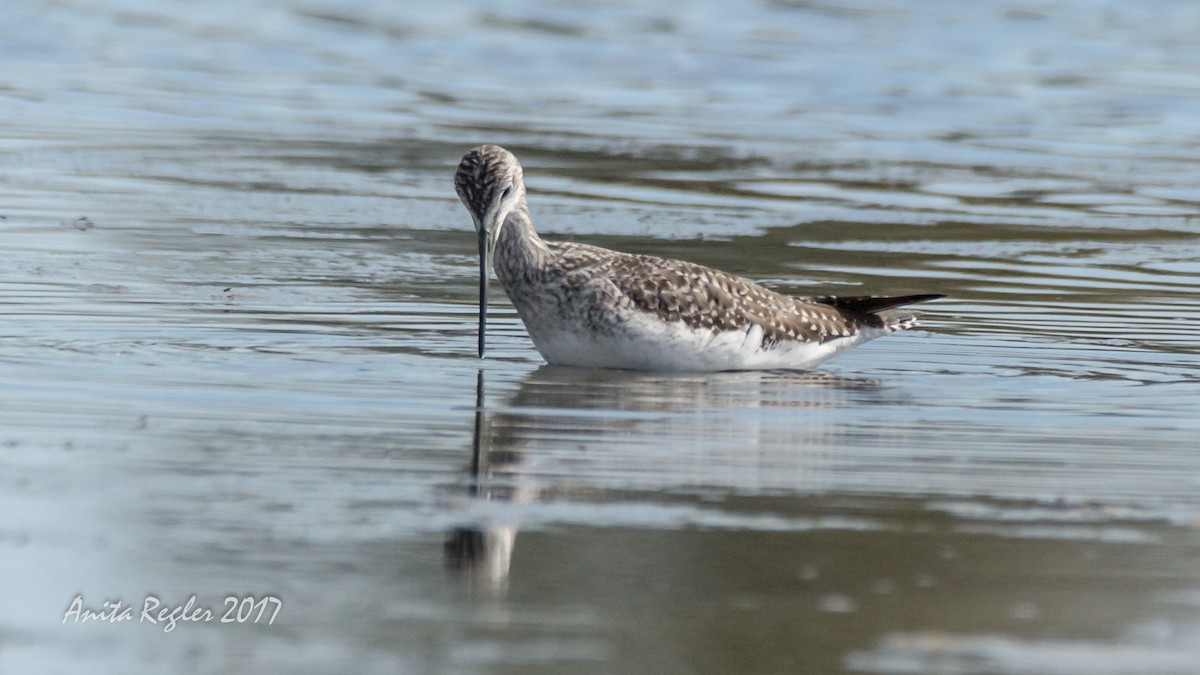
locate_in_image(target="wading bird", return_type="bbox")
[455,145,941,371]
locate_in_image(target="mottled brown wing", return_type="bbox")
[547,242,866,345]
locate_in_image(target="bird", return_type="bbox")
[454,144,942,372]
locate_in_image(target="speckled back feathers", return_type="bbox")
[543,241,888,347]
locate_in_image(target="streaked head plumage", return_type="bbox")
[454,145,524,229]
[456,144,527,361]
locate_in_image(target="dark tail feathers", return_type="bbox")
[813,293,945,315]
[814,293,944,332]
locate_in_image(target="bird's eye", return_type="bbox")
[501,186,513,200]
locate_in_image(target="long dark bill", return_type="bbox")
[477,228,490,359]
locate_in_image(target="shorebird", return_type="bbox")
[455,144,942,371]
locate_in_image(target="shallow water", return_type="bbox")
[2,0,1200,673]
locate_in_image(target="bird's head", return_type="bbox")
[454,145,527,359]
[455,144,526,258]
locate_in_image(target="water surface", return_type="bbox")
[2,1,1199,673]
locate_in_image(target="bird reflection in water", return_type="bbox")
[444,366,897,585]
[443,370,529,585]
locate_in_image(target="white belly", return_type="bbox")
[524,310,882,372]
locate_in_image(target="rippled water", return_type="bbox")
[3,1,1199,673]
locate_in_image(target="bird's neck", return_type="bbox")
[494,201,551,289]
